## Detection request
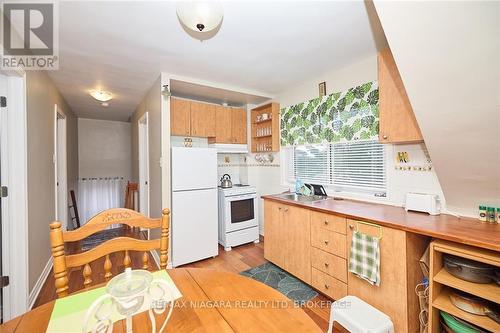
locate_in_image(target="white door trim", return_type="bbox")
[138,112,150,219]
[0,70,28,320]
[54,105,68,230]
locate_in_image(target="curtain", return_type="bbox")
[280,81,379,146]
[78,178,125,225]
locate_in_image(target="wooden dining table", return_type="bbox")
[1,268,322,332]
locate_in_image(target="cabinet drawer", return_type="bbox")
[311,225,347,258]
[311,211,346,234]
[311,248,347,283]
[312,268,347,300]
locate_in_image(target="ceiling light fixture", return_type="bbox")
[89,89,113,102]
[176,1,223,40]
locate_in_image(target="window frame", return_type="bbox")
[281,140,387,200]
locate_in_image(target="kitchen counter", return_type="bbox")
[262,194,500,252]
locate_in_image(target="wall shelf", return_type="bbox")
[253,118,273,125]
[432,288,499,332]
[429,240,500,333]
[250,102,280,153]
[433,269,499,304]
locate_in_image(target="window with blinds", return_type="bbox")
[285,140,386,195]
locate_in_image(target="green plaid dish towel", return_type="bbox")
[348,231,381,286]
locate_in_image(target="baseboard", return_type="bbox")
[28,257,53,309]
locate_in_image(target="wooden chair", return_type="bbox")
[124,181,139,210]
[49,208,170,298]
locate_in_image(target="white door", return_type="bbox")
[0,72,28,320]
[54,105,68,230]
[171,188,218,267]
[0,74,8,322]
[138,112,150,217]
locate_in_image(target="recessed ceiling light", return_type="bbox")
[89,89,113,102]
[101,102,109,107]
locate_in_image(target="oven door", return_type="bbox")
[224,193,257,233]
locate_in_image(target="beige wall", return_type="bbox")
[78,118,131,179]
[276,55,378,108]
[374,0,500,217]
[131,76,162,218]
[25,71,78,292]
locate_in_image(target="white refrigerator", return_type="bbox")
[171,147,218,267]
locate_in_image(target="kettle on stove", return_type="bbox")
[220,174,233,188]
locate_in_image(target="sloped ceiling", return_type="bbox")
[373,1,500,217]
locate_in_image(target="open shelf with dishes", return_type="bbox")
[250,102,280,153]
[429,240,500,332]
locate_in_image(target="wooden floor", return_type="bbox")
[35,238,332,331]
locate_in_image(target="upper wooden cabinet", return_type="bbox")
[214,106,232,143]
[170,98,216,138]
[190,101,216,137]
[170,98,191,136]
[378,48,423,144]
[170,97,247,143]
[231,108,247,144]
[209,107,248,144]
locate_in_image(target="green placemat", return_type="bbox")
[46,270,181,333]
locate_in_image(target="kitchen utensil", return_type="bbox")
[449,289,500,324]
[440,311,487,333]
[440,320,453,333]
[220,174,232,188]
[443,254,500,285]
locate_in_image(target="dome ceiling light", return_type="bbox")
[89,89,113,102]
[176,1,224,41]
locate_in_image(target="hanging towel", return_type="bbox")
[348,231,381,286]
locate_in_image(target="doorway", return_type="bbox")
[54,105,68,230]
[138,112,150,218]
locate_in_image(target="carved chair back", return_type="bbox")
[49,208,170,298]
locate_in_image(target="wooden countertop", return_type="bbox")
[262,194,500,252]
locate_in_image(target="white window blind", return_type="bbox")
[286,140,386,195]
[331,141,386,193]
[293,145,330,184]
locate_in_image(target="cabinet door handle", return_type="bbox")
[382,135,388,139]
[324,262,329,267]
[278,207,282,211]
[349,224,354,230]
[324,284,330,289]
[324,220,329,225]
[324,240,329,245]
[284,208,289,212]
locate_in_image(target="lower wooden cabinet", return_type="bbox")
[264,199,430,333]
[263,201,311,283]
[311,225,346,258]
[263,200,285,268]
[311,268,347,300]
[347,219,428,333]
[311,247,347,283]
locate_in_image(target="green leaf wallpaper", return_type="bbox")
[280,81,379,147]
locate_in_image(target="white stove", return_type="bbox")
[218,184,259,251]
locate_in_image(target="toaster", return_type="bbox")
[405,193,441,215]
